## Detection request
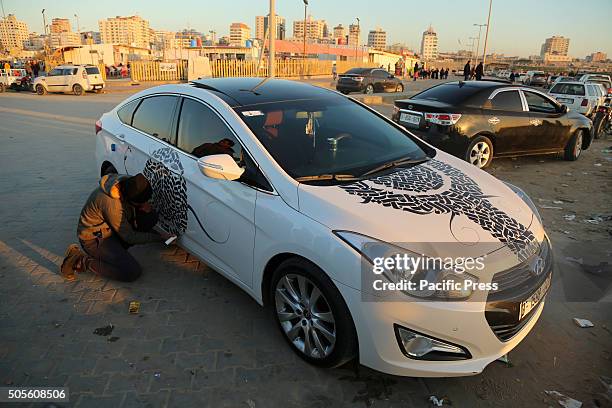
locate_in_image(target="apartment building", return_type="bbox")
[99,15,152,49]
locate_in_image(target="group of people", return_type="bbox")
[463,60,484,81]
[104,63,130,78]
[412,63,450,81]
[2,60,44,77]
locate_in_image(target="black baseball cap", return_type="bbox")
[121,173,152,204]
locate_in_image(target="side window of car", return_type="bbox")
[490,90,523,111]
[131,95,178,143]
[176,98,243,163]
[523,91,558,114]
[373,70,386,79]
[117,100,139,125]
[62,68,74,76]
[48,68,62,76]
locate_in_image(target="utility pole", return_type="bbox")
[468,37,477,59]
[354,17,359,61]
[268,0,275,77]
[74,14,80,34]
[41,9,48,62]
[482,0,493,69]
[473,23,486,62]
[302,0,308,75]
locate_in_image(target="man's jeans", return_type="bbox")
[80,235,142,282]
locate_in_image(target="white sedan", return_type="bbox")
[95,78,552,377]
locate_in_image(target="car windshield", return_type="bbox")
[532,73,546,78]
[343,68,371,75]
[412,83,482,105]
[550,83,585,96]
[85,67,100,75]
[235,96,429,182]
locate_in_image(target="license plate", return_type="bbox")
[399,112,421,127]
[557,97,573,104]
[519,273,551,320]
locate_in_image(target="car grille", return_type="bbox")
[485,237,553,342]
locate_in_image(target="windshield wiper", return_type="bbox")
[360,156,430,178]
[294,173,360,183]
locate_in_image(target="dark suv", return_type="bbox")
[336,67,404,95]
[391,81,592,168]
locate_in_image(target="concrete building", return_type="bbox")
[98,15,152,49]
[293,16,326,41]
[367,28,387,50]
[80,31,101,45]
[347,23,360,47]
[333,24,346,44]
[420,25,438,60]
[153,30,178,50]
[50,18,72,34]
[229,23,250,47]
[255,14,285,41]
[587,51,607,62]
[0,14,29,50]
[25,32,46,50]
[50,31,81,48]
[175,29,203,48]
[540,35,569,58]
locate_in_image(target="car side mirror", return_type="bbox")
[197,154,245,181]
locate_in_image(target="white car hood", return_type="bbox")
[298,151,543,260]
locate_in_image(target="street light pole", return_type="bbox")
[269,0,275,77]
[41,9,48,61]
[482,0,493,69]
[302,0,308,75]
[74,13,80,34]
[354,17,359,61]
[468,37,477,59]
[473,23,486,62]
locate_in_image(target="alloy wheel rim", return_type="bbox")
[469,142,490,168]
[366,85,373,94]
[574,133,582,157]
[275,274,336,359]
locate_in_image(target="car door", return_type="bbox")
[483,89,531,155]
[61,68,77,92]
[124,95,179,175]
[165,96,256,287]
[522,90,569,151]
[43,68,64,91]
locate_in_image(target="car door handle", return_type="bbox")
[488,117,500,125]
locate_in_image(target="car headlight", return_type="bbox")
[504,182,543,226]
[334,231,478,300]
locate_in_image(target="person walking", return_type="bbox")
[332,62,337,81]
[413,62,419,81]
[463,60,471,81]
[32,60,39,77]
[475,62,484,80]
[509,71,516,83]
[60,173,172,282]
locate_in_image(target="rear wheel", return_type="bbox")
[395,83,404,93]
[564,130,584,161]
[35,84,46,95]
[270,258,357,368]
[592,113,605,139]
[466,136,493,168]
[73,84,84,96]
[364,84,374,94]
[0,83,4,93]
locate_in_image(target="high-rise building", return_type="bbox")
[0,14,29,50]
[50,18,72,34]
[255,14,285,41]
[153,30,178,50]
[420,25,438,60]
[99,15,152,49]
[540,36,570,57]
[229,22,250,46]
[293,16,326,41]
[348,23,360,47]
[50,31,81,48]
[333,24,346,41]
[587,51,607,62]
[367,28,387,50]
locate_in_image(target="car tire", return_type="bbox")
[592,114,604,139]
[73,84,84,96]
[466,136,494,168]
[364,84,374,94]
[35,84,46,95]
[0,83,4,93]
[395,83,404,93]
[270,257,357,368]
[564,130,584,161]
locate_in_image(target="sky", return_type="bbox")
[4,0,612,58]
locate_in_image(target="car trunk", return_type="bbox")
[85,68,104,85]
[337,74,364,85]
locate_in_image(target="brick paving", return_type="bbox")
[0,91,610,408]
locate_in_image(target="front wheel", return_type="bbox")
[466,136,494,168]
[73,84,84,96]
[364,84,374,94]
[0,83,5,93]
[564,130,584,161]
[35,84,46,95]
[270,258,357,368]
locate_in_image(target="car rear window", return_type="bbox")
[343,68,371,75]
[550,83,585,96]
[532,73,546,78]
[85,67,100,75]
[412,83,483,105]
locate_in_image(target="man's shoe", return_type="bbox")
[60,244,83,281]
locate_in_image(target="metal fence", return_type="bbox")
[130,59,378,81]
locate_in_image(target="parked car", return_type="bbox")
[523,71,546,86]
[32,64,105,96]
[579,75,612,100]
[548,81,602,117]
[336,67,404,95]
[392,81,592,168]
[96,78,552,377]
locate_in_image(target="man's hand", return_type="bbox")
[159,231,174,241]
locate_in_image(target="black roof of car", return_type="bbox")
[191,77,338,107]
